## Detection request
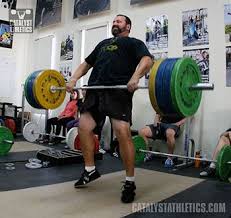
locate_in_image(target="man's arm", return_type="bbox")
[127,56,153,92]
[220,131,231,138]
[174,117,187,127]
[66,61,92,92]
[154,113,161,126]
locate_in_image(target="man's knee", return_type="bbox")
[78,113,96,133]
[138,128,147,137]
[219,135,230,145]
[165,129,176,141]
[113,121,130,140]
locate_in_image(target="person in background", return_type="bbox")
[41,91,78,144]
[200,129,231,177]
[138,113,186,168]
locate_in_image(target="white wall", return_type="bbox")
[2,0,231,158]
[0,0,34,105]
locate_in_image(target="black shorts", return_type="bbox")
[80,89,133,126]
[148,123,180,141]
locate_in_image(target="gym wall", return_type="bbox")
[0,0,230,158]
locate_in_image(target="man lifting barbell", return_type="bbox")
[24,12,214,203]
[66,14,153,203]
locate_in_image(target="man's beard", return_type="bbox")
[111,26,126,36]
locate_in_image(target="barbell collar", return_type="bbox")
[139,149,231,164]
[189,83,214,90]
[3,140,14,145]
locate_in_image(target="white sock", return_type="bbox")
[209,162,216,169]
[126,176,135,182]
[85,166,95,172]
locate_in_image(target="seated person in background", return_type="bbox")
[42,91,78,144]
[200,128,231,177]
[138,113,186,168]
[67,88,106,146]
[66,88,86,131]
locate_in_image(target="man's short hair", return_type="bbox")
[116,14,132,29]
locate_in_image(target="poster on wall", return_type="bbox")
[73,0,110,18]
[224,4,231,43]
[146,15,168,51]
[60,33,74,61]
[226,47,231,87]
[0,20,13,49]
[0,0,17,9]
[35,0,62,29]
[182,8,209,47]
[130,0,149,4]
[59,61,72,82]
[183,48,209,83]
[144,52,168,86]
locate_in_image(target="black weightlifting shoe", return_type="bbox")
[121,181,136,203]
[200,166,216,177]
[74,169,101,188]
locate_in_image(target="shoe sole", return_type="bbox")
[74,175,101,188]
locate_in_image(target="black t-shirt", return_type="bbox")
[85,36,152,86]
[161,115,184,124]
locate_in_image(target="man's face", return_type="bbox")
[111,16,129,36]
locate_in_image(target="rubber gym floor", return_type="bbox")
[0,138,230,218]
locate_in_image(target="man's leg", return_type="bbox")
[164,128,176,168]
[78,112,97,166]
[138,126,152,145]
[112,119,134,177]
[74,112,101,187]
[211,135,230,160]
[200,135,230,177]
[112,118,136,203]
[165,128,176,155]
[138,125,156,162]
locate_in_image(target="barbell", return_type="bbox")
[24,57,214,117]
[0,126,14,156]
[23,122,78,148]
[132,135,231,181]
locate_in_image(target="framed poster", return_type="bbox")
[183,48,209,83]
[73,0,110,18]
[146,15,168,51]
[226,46,231,87]
[35,0,62,28]
[182,8,209,47]
[59,61,72,82]
[0,0,17,9]
[0,20,13,49]
[60,34,74,61]
[224,4,231,43]
[130,0,149,4]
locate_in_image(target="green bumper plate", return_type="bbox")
[216,145,231,181]
[171,58,202,117]
[133,135,146,165]
[0,127,14,156]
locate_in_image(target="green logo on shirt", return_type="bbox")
[105,44,118,51]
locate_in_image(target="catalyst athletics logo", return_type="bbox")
[9,9,33,33]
